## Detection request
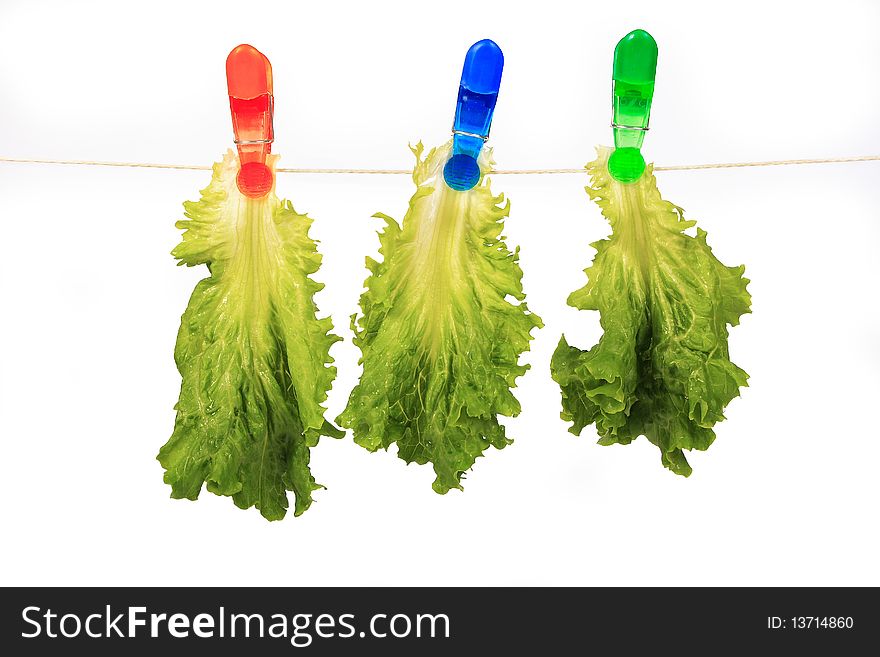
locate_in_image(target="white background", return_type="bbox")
[1,0,878,586]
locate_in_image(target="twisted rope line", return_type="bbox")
[1,155,878,174]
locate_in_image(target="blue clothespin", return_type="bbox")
[442,39,504,191]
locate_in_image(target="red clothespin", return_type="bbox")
[226,44,274,198]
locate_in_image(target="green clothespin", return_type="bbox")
[608,29,658,183]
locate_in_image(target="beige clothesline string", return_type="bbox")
[1,155,879,174]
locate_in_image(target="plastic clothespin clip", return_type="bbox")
[226,44,275,198]
[608,29,658,183]
[442,39,504,191]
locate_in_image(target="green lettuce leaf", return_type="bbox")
[550,147,750,476]
[158,151,342,520]
[338,142,542,493]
